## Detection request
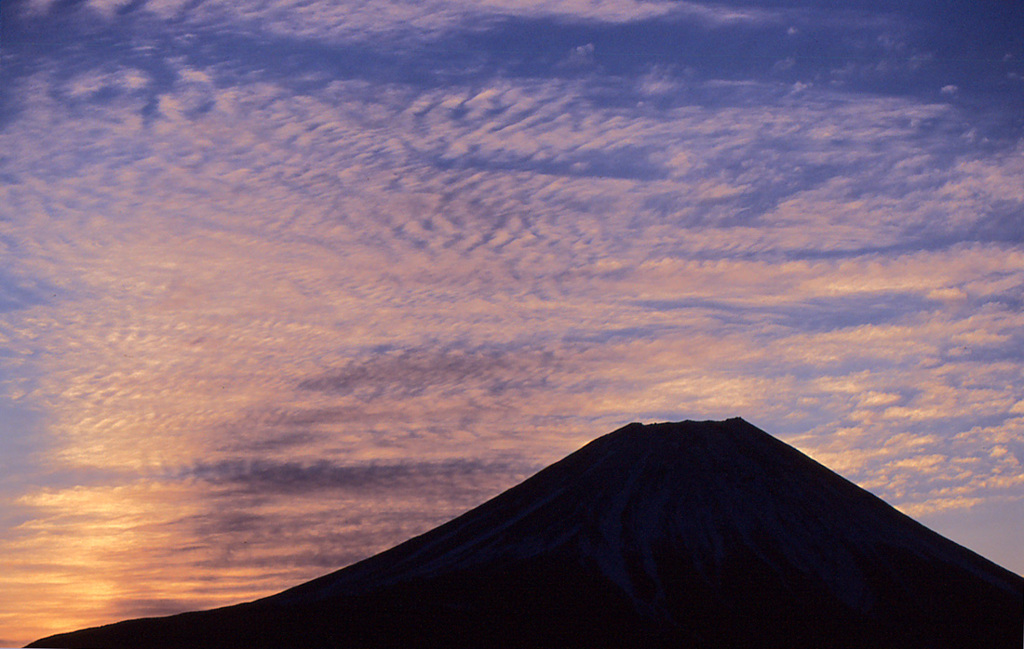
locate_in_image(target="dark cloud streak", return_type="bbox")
[298,348,556,399]
[186,457,534,495]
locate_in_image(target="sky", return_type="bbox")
[0,0,1022,644]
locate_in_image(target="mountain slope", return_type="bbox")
[30,419,1024,648]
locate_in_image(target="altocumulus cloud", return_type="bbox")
[0,0,1022,644]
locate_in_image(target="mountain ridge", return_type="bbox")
[30,419,1024,648]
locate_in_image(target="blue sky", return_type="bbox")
[1,0,1022,643]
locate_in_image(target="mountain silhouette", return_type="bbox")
[30,419,1023,648]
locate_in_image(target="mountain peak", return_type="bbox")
[608,416,755,436]
[598,417,780,453]
[31,419,1024,649]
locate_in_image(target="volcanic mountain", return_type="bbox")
[31,419,1023,648]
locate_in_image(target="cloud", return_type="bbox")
[558,42,596,70]
[185,457,532,495]
[11,0,765,50]
[1,2,1023,643]
[2,456,537,639]
[2,57,1021,478]
[297,347,556,399]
